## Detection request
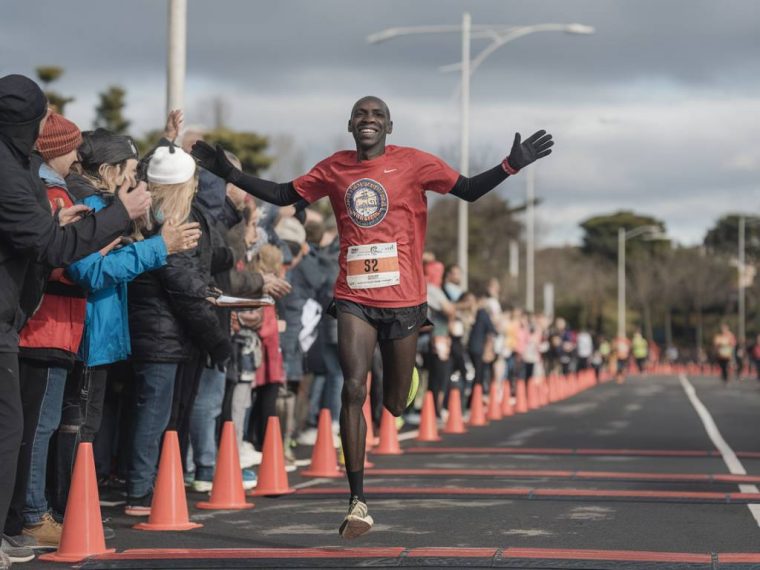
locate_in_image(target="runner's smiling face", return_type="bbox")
[348,97,393,159]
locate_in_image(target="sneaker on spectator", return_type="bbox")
[297,427,318,446]
[22,513,61,547]
[192,477,213,493]
[1,534,35,563]
[124,493,152,516]
[240,441,262,468]
[242,469,257,490]
[404,412,421,426]
[0,549,10,570]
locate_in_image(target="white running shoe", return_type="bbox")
[339,497,373,539]
[240,441,262,468]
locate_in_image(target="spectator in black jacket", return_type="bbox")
[125,144,230,515]
[0,74,150,553]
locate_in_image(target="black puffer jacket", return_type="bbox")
[128,203,229,363]
[0,74,130,352]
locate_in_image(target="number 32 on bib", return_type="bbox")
[346,242,400,289]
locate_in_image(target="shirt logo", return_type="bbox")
[383,168,397,174]
[345,178,388,228]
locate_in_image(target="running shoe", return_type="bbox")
[192,479,213,493]
[1,534,35,563]
[406,366,420,408]
[338,496,373,539]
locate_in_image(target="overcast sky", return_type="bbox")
[3,0,759,246]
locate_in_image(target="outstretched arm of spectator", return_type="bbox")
[65,236,168,292]
[450,130,553,203]
[191,141,301,206]
[0,177,131,267]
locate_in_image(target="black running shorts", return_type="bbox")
[327,299,429,341]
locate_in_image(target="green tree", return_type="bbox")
[580,210,667,262]
[94,86,130,134]
[704,214,760,261]
[35,65,74,114]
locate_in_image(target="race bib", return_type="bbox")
[346,242,400,289]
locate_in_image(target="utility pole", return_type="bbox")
[166,0,187,115]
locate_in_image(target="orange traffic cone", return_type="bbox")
[249,417,295,496]
[468,384,488,426]
[526,378,538,410]
[443,388,467,434]
[197,422,254,510]
[40,443,114,562]
[302,409,342,477]
[514,379,528,413]
[501,382,514,417]
[135,431,201,531]
[417,391,441,442]
[486,383,503,421]
[374,408,403,455]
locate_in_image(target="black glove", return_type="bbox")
[191,141,236,181]
[209,339,233,368]
[504,130,554,173]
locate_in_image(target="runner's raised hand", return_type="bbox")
[504,130,554,173]
[191,140,235,180]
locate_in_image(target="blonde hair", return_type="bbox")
[82,162,131,194]
[132,178,196,239]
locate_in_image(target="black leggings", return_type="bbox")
[250,383,278,451]
[337,311,418,473]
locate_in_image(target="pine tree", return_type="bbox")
[35,66,74,114]
[94,86,130,134]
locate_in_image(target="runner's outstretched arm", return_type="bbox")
[450,130,554,202]
[191,140,303,207]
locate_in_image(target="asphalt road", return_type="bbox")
[27,371,760,569]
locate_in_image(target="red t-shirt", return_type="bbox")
[293,145,460,308]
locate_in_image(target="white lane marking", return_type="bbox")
[679,374,760,527]
[293,478,331,490]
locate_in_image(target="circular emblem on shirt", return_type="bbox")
[344,178,388,228]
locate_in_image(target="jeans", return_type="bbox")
[0,354,22,537]
[189,366,225,481]
[127,362,178,498]
[22,366,67,525]
[53,365,108,514]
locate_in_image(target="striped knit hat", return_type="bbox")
[35,112,82,161]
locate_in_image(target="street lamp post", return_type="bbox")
[368,18,594,290]
[617,226,668,339]
[166,0,187,115]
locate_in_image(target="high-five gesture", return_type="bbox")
[503,130,554,173]
[191,140,235,181]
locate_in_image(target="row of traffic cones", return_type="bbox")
[42,415,298,562]
[46,369,608,562]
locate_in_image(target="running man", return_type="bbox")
[191,96,553,538]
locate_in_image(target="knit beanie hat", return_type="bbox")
[35,112,82,161]
[147,145,196,184]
